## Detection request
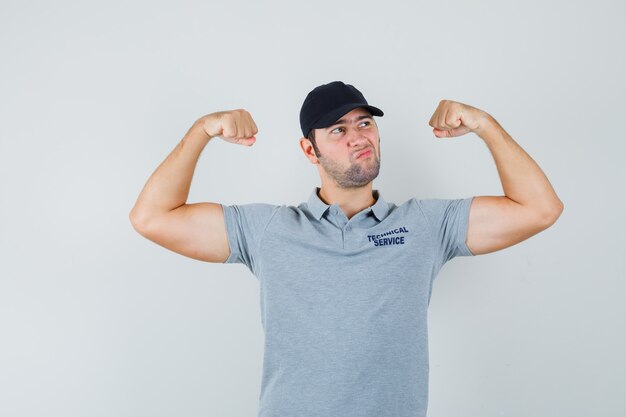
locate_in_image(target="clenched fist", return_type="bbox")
[428,100,490,138]
[199,109,258,146]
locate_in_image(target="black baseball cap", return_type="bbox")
[299,81,384,138]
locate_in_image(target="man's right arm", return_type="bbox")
[128,109,258,263]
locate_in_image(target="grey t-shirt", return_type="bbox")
[222,187,475,417]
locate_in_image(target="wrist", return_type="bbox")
[191,118,214,142]
[474,112,499,138]
[180,119,213,149]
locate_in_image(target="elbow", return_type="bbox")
[541,201,564,227]
[129,208,150,233]
[129,205,171,235]
[129,210,142,232]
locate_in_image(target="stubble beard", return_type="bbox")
[318,149,381,189]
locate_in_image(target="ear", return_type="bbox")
[299,137,319,163]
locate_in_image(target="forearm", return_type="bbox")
[129,119,212,227]
[475,114,564,217]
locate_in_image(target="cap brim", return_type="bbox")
[310,103,384,130]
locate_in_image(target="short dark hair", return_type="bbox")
[306,129,321,157]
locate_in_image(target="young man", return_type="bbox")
[129,81,563,417]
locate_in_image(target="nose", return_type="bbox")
[346,125,369,146]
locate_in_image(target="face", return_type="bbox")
[306,107,381,189]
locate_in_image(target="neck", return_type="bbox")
[317,182,377,219]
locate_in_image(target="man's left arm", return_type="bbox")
[428,100,564,256]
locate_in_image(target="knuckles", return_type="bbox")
[209,108,257,139]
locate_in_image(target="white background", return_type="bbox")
[1,0,624,416]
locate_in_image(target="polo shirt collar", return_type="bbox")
[307,186,389,222]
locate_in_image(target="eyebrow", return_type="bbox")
[325,114,373,130]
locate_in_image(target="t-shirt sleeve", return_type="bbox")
[416,197,475,266]
[220,203,281,276]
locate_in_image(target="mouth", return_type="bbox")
[355,148,373,159]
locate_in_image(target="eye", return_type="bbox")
[331,121,371,134]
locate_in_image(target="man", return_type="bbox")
[129,81,563,417]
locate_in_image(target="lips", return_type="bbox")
[355,148,373,159]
